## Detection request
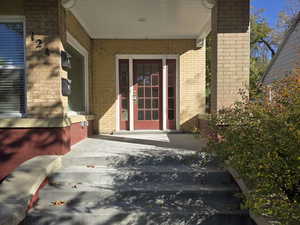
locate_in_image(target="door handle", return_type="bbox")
[133,94,137,103]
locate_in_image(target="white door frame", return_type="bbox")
[115,54,179,132]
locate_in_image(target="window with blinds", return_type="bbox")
[0,22,25,114]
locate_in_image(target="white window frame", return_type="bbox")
[0,16,26,118]
[115,54,180,132]
[66,32,89,115]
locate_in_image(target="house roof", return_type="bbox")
[261,12,300,85]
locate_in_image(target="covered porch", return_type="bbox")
[0,0,250,182]
[62,0,250,133]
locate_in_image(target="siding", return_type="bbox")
[263,19,300,85]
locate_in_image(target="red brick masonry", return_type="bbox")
[0,121,94,181]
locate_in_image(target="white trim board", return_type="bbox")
[115,54,180,132]
[66,32,90,114]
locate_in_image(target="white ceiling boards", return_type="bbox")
[69,0,212,39]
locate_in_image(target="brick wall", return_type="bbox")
[92,39,205,133]
[1,1,94,118]
[180,44,206,131]
[1,1,24,14]
[24,0,67,117]
[211,0,250,113]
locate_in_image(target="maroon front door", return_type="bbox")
[133,60,162,130]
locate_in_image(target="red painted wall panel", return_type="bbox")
[0,120,94,182]
[70,122,88,146]
[0,127,71,182]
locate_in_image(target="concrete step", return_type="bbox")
[22,207,256,225]
[37,184,242,212]
[64,149,220,169]
[49,166,233,187]
[44,182,239,197]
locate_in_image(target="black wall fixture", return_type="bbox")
[61,50,72,69]
[62,78,72,96]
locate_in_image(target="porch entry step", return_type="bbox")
[23,135,256,225]
[113,130,183,135]
[36,187,242,213]
[62,150,220,169]
[48,167,234,187]
[23,209,255,225]
[39,183,240,200]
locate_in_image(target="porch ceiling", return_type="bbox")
[70,0,213,39]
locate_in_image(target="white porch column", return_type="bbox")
[162,57,168,130]
[129,57,134,131]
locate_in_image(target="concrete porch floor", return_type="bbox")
[22,133,255,225]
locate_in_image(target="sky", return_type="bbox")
[251,0,287,27]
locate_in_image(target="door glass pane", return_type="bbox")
[144,74,151,86]
[138,111,144,120]
[145,88,151,97]
[137,74,144,85]
[152,87,158,97]
[137,63,143,72]
[138,88,144,97]
[168,87,174,97]
[152,99,158,109]
[144,64,151,74]
[122,99,128,109]
[168,110,174,120]
[145,111,151,120]
[138,99,144,109]
[153,111,159,120]
[152,63,159,74]
[145,99,151,108]
[120,87,128,95]
[121,109,128,121]
[152,76,159,85]
[168,99,174,109]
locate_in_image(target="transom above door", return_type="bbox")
[117,55,178,131]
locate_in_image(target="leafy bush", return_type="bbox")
[206,76,300,225]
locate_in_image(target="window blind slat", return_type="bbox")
[0,22,25,114]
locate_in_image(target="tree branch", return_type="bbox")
[259,38,276,57]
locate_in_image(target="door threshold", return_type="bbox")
[114,130,182,135]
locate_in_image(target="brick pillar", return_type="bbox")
[25,0,68,118]
[180,44,206,131]
[210,0,250,113]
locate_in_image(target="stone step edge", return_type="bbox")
[28,207,249,216]
[52,165,226,173]
[42,183,240,194]
[225,161,278,225]
[0,156,62,225]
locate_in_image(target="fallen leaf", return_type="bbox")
[51,200,65,206]
[86,165,96,168]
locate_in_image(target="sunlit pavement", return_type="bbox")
[22,133,255,225]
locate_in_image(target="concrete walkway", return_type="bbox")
[22,133,255,225]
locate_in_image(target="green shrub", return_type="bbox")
[206,76,300,225]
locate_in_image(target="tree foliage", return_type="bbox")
[273,0,300,44]
[250,9,275,96]
[206,75,300,225]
